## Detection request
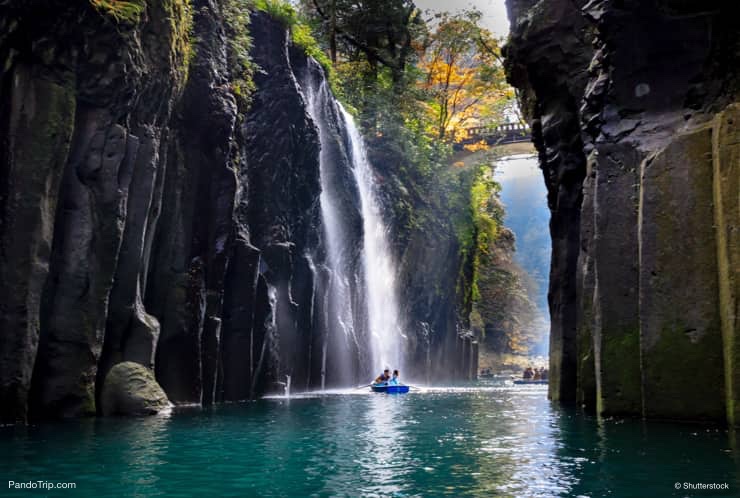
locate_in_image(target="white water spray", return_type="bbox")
[304,76,357,388]
[338,105,404,372]
[303,66,404,381]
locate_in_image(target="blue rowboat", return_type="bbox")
[371,383,410,394]
[513,379,548,385]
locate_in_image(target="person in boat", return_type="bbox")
[540,368,549,381]
[388,370,400,386]
[374,368,391,385]
[523,367,534,380]
[533,368,542,381]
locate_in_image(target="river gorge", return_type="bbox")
[0,0,738,495]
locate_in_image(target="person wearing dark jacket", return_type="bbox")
[374,368,391,384]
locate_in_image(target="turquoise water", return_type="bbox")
[2,379,738,497]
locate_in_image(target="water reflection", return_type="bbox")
[107,413,170,494]
[358,394,411,496]
[2,382,739,497]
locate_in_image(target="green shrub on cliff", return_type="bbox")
[252,0,294,24]
[468,165,502,301]
[224,0,257,109]
[251,0,334,81]
[168,0,195,88]
[90,0,146,23]
[220,0,335,108]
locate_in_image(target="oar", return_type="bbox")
[354,384,373,390]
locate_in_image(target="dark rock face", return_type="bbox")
[505,0,739,423]
[237,16,323,393]
[1,0,190,421]
[1,1,429,422]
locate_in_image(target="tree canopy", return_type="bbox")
[418,10,512,141]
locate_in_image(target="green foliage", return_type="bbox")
[452,163,502,304]
[251,0,335,83]
[164,0,195,87]
[90,0,146,23]
[474,226,546,355]
[418,9,513,141]
[470,166,502,258]
[224,0,256,109]
[291,22,334,79]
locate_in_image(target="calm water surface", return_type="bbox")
[2,379,738,497]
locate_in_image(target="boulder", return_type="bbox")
[101,362,170,417]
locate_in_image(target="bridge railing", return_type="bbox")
[454,122,532,150]
[463,122,531,138]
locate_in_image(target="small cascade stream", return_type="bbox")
[302,63,405,383]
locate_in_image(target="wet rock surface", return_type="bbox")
[0,2,475,423]
[505,0,739,423]
[0,2,328,421]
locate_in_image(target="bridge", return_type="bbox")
[454,122,532,151]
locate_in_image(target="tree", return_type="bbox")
[308,0,419,77]
[418,9,512,141]
[302,0,425,130]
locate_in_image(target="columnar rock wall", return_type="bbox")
[0,1,477,423]
[0,1,333,422]
[505,0,739,423]
[0,0,192,421]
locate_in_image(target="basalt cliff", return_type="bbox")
[0,1,476,423]
[505,0,739,424]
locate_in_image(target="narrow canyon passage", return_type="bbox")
[0,0,738,496]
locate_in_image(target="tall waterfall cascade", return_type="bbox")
[339,105,405,372]
[302,66,405,380]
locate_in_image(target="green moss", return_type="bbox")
[224,0,256,110]
[640,127,725,422]
[598,326,642,416]
[163,0,194,87]
[643,322,725,421]
[23,79,77,170]
[81,381,98,417]
[90,0,146,24]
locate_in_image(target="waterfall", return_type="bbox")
[338,106,404,372]
[304,73,359,386]
[302,63,404,382]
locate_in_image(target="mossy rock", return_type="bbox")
[101,362,171,416]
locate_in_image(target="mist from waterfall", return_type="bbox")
[302,65,404,381]
[338,105,404,373]
[304,76,358,388]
